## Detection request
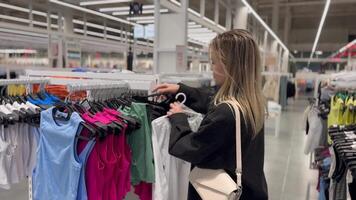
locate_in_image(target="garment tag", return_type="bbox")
[55,112,68,119]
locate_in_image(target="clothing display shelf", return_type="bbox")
[24,69,160,92]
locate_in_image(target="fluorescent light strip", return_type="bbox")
[113,9,168,16]
[339,39,356,53]
[188,22,196,25]
[217,24,226,31]
[329,39,356,58]
[241,0,289,53]
[127,16,154,21]
[100,5,155,12]
[189,24,203,29]
[203,17,216,25]
[80,0,132,6]
[49,0,136,26]
[188,8,200,17]
[170,0,181,6]
[308,0,331,64]
[136,20,155,24]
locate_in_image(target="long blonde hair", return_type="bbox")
[210,29,266,137]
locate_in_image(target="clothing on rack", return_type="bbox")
[151,106,203,200]
[0,82,46,190]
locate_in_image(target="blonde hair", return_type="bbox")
[210,29,266,137]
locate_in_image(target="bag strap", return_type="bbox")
[224,101,242,189]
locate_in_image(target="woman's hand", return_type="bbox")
[167,102,184,116]
[153,83,180,94]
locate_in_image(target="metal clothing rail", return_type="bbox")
[24,69,159,92]
[66,82,129,93]
[0,78,49,86]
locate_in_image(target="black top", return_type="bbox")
[168,84,268,200]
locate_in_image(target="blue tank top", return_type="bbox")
[32,107,83,200]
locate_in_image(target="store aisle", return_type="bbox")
[264,98,319,200]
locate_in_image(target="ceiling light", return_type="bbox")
[136,20,155,24]
[329,39,356,58]
[203,17,216,25]
[170,0,181,6]
[49,0,136,26]
[127,16,154,21]
[80,0,132,6]
[308,0,331,65]
[339,39,356,53]
[188,22,196,25]
[188,24,203,29]
[293,50,298,54]
[241,0,290,53]
[315,51,323,55]
[100,5,155,12]
[113,9,168,16]
[188,8,200,17]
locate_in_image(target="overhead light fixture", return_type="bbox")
[80,0,132,6]
[136,20,155,24]
[188,24,203,29]
[308,0,331,65]
[49,0,137,26]
[329,39,356,58]
[293,50,298,54]
[170,0,181,6]
[100,5,155,12]
[113,9,168,16]
[339,39,356,53]
[188,28,212,34]
[241,0,290,53]
[315,51,323,55]
[217,24,226,31]
[203,16,216,25]
[188,8,200,17]
[127,16,154,21]
[188,22,196,25]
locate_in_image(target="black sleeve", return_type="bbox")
[168,103,248,165]
[177,83,214,114]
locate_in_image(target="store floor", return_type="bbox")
[0,98,320,200]
[265,98,319,200]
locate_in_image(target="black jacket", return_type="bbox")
[168,84,268,200]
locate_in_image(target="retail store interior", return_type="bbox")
[0,0,355,200]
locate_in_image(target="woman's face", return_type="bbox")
[211,53,226,86]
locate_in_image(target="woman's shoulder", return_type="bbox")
[206,103,236,123]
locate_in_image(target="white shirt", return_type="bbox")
[151,107,203,200]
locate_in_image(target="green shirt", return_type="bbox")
[120,103,155,185]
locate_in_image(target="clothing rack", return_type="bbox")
[24,69,159,92]
[0,78,49,86]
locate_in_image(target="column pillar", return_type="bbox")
[225,0,232,30]
[234,0,248,29]
[200,0,205,17]
[214,0,219,24]
[272,0,280,33]
[283,5,291,45]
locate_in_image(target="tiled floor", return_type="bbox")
[0,98,320,200]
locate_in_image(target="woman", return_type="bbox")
[154,29,268,200]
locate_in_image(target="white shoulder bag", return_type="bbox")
[189,101,243,200]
